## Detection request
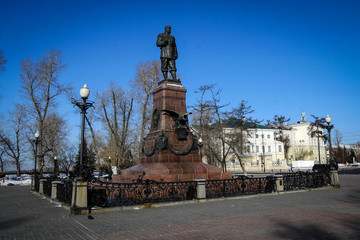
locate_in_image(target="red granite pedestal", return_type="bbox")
[112,80,232,182]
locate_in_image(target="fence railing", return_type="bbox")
[43,179,52,197]
[206,176,277,199]
[33,169,334,212]
[57,180,73,205]
[34,175,39,192]
[281,171,331,191]
[88,179,197,208]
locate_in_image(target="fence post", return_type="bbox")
[30,175,36,191]
[275,175,284,192]
[70,178,88,215]
[51,181,63,200]
[39,179,47,194]
[330,170,340,188]
[195,179,206,200]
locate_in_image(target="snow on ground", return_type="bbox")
[0,175,32,186]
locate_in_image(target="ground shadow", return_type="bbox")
[272,218,360,240]
[0,216,34,230]
[272,222,339,240]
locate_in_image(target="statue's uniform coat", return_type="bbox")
[156,33,178,60]
[156,32,178,73]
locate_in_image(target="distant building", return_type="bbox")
[238,124,287,173]
[198,119,287,173]
[286,111,327,165]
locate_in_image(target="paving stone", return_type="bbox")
[0,175,359,239]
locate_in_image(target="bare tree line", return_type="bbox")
[1,49,359,176]
[0,49,161,176]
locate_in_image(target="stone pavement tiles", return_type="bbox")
[0,175,359,240]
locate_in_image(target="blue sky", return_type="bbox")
[1,0,359,144]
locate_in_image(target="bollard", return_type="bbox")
[39,179,47,194]
[275,175,284,192]
[51,181,63,200]
[195,179,206,200]
[70,178,88,215]
[330,170,340,188]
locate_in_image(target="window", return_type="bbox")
[256,134,259,138]
[267,134,270,139]
[247,145,250,153]
[268,146,271,152]
[278,145,282,152]
[262,146,265,153]
[262,134,264,138]
[256,146,259,152]
[252,145,254,153]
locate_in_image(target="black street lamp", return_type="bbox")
[198,137,203,162]
[325,115,336,170]
[108,156,112,180]
[72,84,94,179]
[54,156,58,177]
[33,131,40,174]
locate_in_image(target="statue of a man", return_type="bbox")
[156,25,178,81]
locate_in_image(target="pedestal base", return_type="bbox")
[112,162,232,182]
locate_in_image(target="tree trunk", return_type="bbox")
[16,158,21,177]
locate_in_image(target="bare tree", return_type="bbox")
[294,147,312,160]
[332,129,344,163]
[333,129,343,147]
[130,60,161,158]
[0,147,6,173]
[84,107,102,167]
[42,112,68,170]
[268,115,292,160]
[19,49,69,174]
[308,115,327,164]
[96,82,135,170]
[355,141,360,162]
[0,49,7,71]
[58,144,77,176]
[191,84,216,140]
[192,85,231,172]
[0,104,27,176]
[224,101,259,172]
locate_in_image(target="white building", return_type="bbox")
[205,119,288,173]
[286,111,327,166]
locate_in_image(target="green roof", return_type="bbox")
[221,118,275,129]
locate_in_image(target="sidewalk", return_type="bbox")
[1,175,359,240]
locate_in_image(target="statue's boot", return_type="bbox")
[162,72,168,81]
[170,71,177,81]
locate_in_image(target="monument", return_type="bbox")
[113,26,232,182]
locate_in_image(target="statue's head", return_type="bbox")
[165,25,171,34]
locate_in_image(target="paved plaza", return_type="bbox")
[1,175,359,240]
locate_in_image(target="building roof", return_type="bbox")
[221,118,275,130]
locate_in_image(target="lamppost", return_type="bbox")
[31,131,40,191]
[198,137,203,162]
[33,131,40,174]
[325,115,336,170]
[72,84,94,179]
[108,156,112,180]
[54,156,58,177]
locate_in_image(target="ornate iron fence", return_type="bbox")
[282,171,331,191]
[34,175,40,192]
[88,179,197,208]
[57,180,73,205]
[205,176,277,199]
[43,179,52,197]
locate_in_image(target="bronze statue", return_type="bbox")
[156,25,178,81]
